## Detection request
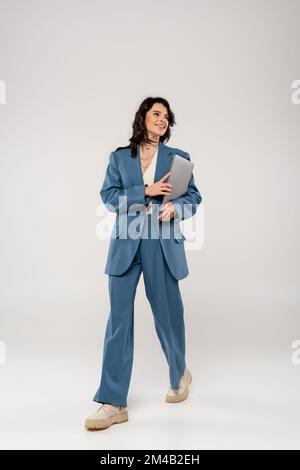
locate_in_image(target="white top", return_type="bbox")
[142,147,158,215]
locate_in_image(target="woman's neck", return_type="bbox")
[141,139,159,152]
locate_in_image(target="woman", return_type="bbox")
[85,97,202,430]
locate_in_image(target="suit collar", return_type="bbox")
[124,140,173,187]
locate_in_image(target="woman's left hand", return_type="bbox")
[157,202,176,221]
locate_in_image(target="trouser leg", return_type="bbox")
[139,225,186,390]
[93,248,142,407]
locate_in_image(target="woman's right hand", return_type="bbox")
[145,171,173,197]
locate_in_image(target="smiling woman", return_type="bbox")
[84,96,202,431]
[126,96,176,158]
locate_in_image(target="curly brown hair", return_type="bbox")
[116,96,177,158]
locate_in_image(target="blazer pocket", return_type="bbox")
[111,222,124,239]
[111,230,122,239]
[174,234,186,243]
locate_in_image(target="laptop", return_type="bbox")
[162,154,194,204]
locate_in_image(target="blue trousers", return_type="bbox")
[93,215,186,407]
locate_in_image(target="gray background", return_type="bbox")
[0,0,299,449]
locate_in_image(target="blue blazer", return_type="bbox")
[100,141,202,280]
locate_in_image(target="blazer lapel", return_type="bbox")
[152,141,174,183]
[125,141,173,187]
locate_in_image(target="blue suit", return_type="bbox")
[93,141,202,406]
[101,141,202,280]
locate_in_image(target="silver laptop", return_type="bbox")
[162,154,194,204]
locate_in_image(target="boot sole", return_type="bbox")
[165,370,192,403]
[85,410,128,430]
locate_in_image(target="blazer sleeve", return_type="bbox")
[171,153,202,221]
[100,151,151,214]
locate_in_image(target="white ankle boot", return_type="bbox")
[85,403,128,430]
[165,368,192,403]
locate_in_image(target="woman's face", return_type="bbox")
[144,102,169,139]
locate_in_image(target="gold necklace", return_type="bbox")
[140,151,156,173]
[141,143,158,158]
[140,142,158,174]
